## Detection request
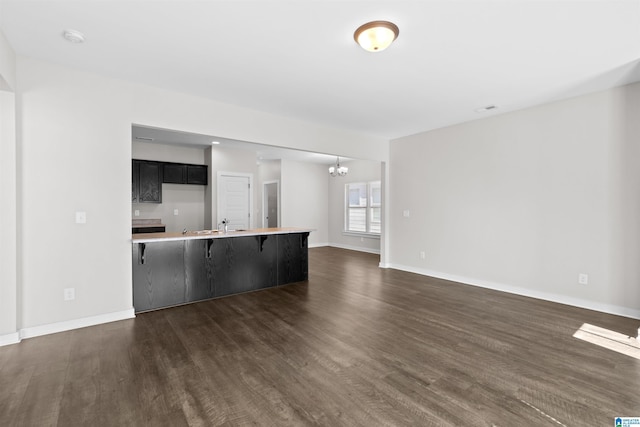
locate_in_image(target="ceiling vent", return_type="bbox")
[475,105,498,113]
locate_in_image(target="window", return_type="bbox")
[345,181,381,234]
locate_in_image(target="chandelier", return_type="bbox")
[329,157,348,177]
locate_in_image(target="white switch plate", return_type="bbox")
[403,210,410,218]
[174,209,179,216]
[420,251,426,259]
[64,288,75,301]
[75,211,86,224]
[578,273,589,285]
[134,210,140,217]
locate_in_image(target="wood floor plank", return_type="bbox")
[0,247,638,426]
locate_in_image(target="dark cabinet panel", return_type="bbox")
[132,226,166,234]
[134,160,207,199]
[163,163,186,184]
[277,233,309,285]
[184,240,215,302]
[132,160,139,202]
[253,235,278,290]
[186,165,208,185]
[212,235,278,297]
[134,160,163,203]
[132,241,185,312]
[162,162,208,185]
[213,237,258,296]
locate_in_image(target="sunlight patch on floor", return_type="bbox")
[573,323,640,360]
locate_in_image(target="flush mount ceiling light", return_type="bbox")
[62,29,85,44]
[354,20,399,52]
[329,157,348,177]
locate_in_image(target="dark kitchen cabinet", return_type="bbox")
[163,163,186,184]
[186,164,208,185]
[132,232,308,313]
[132,160,139,202]
[132,160,162,203]
[162,162,208,185]
[132,226,166,234]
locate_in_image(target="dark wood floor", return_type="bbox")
[1,247,638,426]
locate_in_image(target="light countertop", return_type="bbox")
[132,227,313,243]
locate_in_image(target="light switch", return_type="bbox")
[403,210,410,218]
[174,209,179,216]
[75,211,86,224]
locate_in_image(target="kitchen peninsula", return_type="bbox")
[132,228,312,312]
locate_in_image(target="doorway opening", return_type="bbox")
[262,180,279,228]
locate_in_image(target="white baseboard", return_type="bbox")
[309,242,329,248]
[328,243,380,255]
[0,332,21,347]
[19,308,136,340]
[309,242,381,255]
[389,263,640,320]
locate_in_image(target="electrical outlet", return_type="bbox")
[134,210,140,217]
[403,210,410,218]
[578,273,589,285]
[64,288,75,301]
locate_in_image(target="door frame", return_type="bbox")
[216,171,254,229]
[262,180,280,228]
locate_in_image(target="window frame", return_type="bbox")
[344,180,381,238]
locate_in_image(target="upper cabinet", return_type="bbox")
[162,162,208,185]
[186,164,208,185]
[133,160,163,203]
[133,159,208,204]
[162,163,186,184]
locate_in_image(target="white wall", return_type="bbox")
[281,159,329,247]
[0,32,18,344]
[132,141,207,232]
[17,57,135,333]
[0,91,17,341]
[9,55,385,339]
[328,159,382,254]
[208,144,260,228]
[389,83,640,319]
[0,30,15,90]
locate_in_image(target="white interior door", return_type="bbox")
[218,173,252,230]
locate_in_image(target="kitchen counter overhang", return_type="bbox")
[132,227,314,243]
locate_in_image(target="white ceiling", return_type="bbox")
[1,0,639,140]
